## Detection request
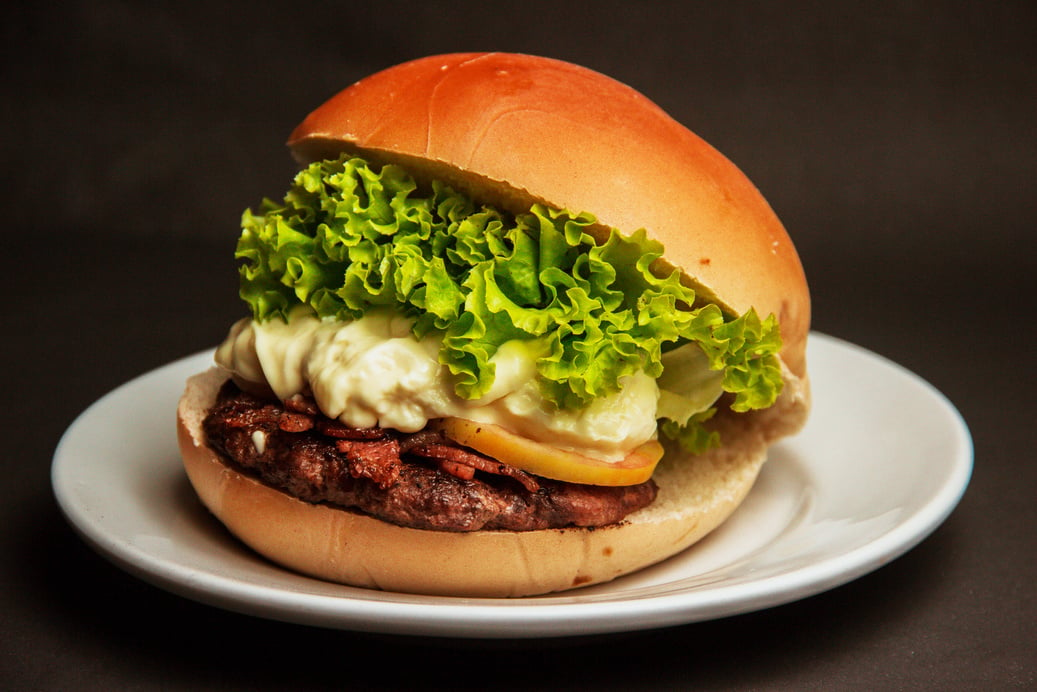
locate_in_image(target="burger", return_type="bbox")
[176,52,811,597]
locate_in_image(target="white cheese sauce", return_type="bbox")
[214,308,660,461]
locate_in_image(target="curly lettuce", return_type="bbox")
[235,154,784,453]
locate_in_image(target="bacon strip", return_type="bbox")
[409,443,541,493]
[335,438,401,489]
[278,412,315,432]
[437,459,476,481]
[398,428,448,451]
[317,418,387,440]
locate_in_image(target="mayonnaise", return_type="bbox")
[214,307,660,461]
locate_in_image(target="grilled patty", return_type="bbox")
[202,381,658,532]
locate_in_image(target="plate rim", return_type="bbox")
[51,332,973,638]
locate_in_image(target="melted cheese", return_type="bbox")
[214,308,660,461]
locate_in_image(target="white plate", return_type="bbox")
[52,333,971,638]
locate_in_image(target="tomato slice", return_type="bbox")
[433,417,664,486]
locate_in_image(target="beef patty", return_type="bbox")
[202,381,658,532]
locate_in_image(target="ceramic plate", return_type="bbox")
[52,333,972,638]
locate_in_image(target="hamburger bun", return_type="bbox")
[178,52,811,597]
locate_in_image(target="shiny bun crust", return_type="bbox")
[178,368,804,597]
[288,52,810,378]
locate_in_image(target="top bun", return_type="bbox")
[288,52,809,378]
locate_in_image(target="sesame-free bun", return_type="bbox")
[179,367,805,597]
[178,53,812,597]
[288,52,810,377]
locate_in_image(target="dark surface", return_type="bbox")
[3,1,1035,689]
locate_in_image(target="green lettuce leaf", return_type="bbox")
[235,154,784,451]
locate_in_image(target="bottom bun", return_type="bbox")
[177,366,808,597]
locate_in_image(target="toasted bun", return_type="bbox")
[288,52,810,378]
[179,367,806,597]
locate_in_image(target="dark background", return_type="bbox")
[3,1,1035,688]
